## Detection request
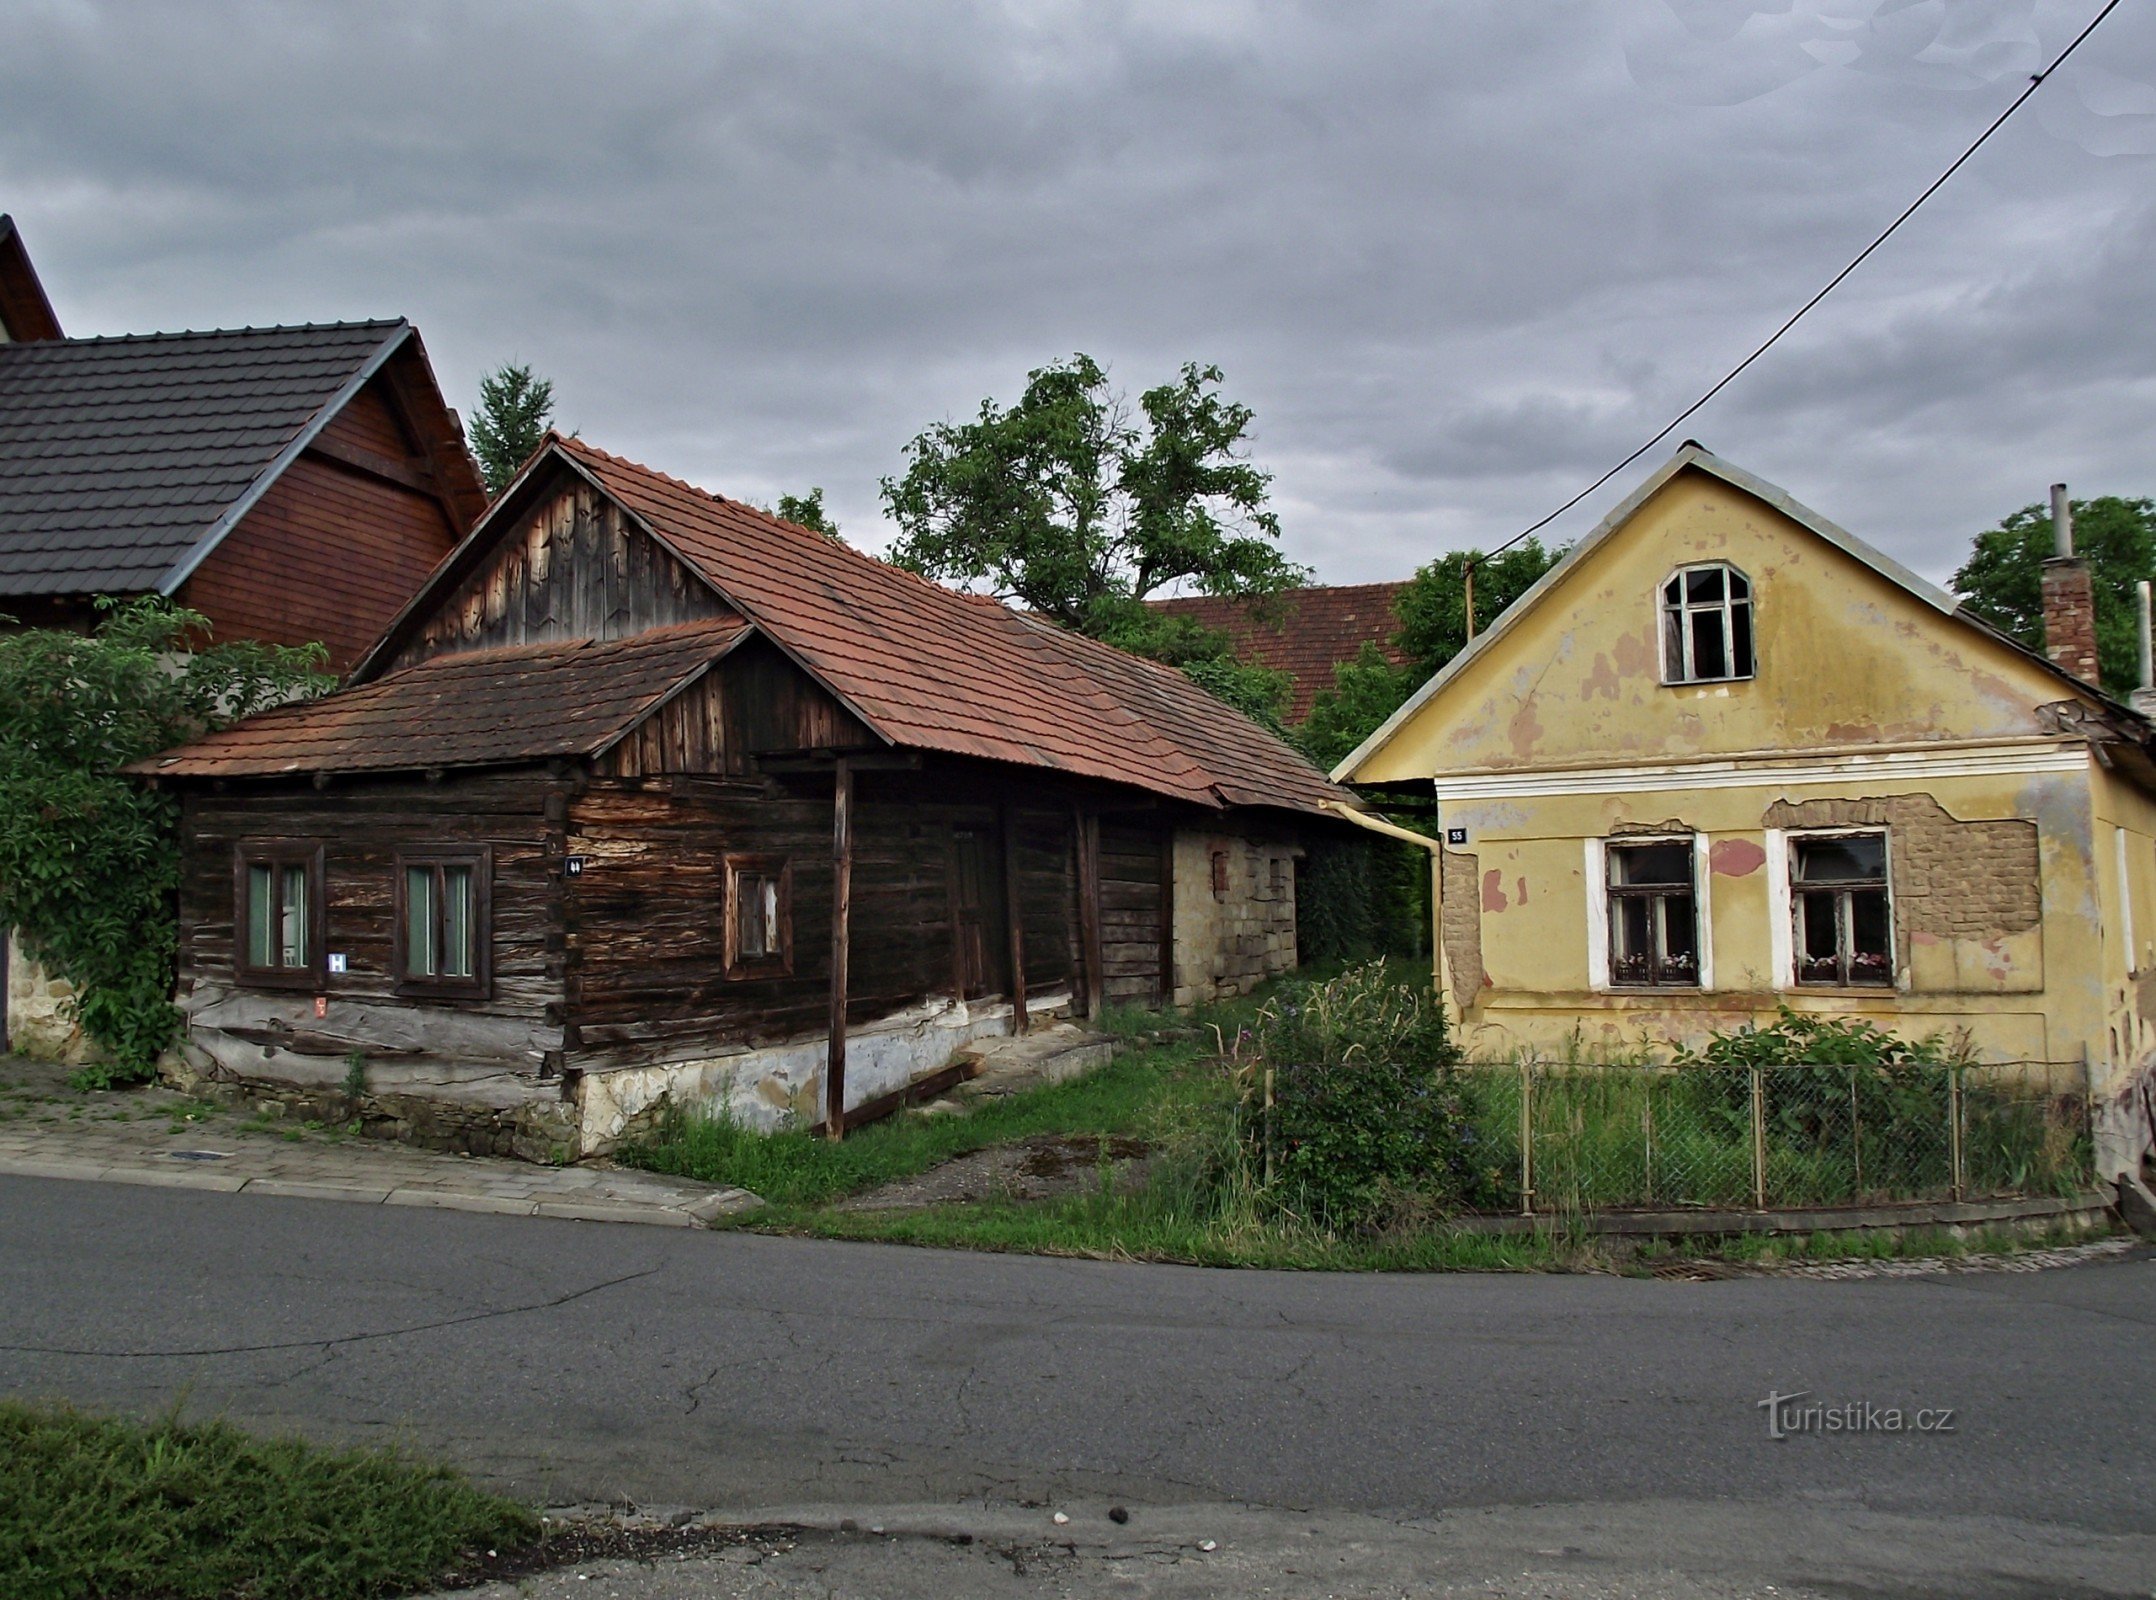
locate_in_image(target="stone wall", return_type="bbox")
[1439,849,1486,1011]
[1170,827,1299,1007]
[4,929,96,1064]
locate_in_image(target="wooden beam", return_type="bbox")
[825,757,854,1140]
[1073,804,1103,1019]
[1002,803,1027,1035]
[303,433,435,496]
[1157,825,1176,1010]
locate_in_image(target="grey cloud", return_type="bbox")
[0,0,2148,591]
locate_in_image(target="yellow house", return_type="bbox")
[1335,445,2156,1183]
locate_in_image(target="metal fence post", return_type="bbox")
[1642,1080,1655,1206]
[1519,1060,1533,1217]
[1849,1067,1863,1202]
[1948,1064,1964,1202]
[1749,1066,1767,1210]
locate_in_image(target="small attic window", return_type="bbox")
[1661,564,1754,684]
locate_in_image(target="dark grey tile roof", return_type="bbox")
[0,320,406,596]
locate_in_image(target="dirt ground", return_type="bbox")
[836,1133,1152,1211]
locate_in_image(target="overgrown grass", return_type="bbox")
[619,1031,1226,1207]
[0,1402,534,1600]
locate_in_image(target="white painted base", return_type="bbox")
[575,989,1074,1154]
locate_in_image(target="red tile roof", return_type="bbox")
[134,618,747,778]
[549,438,1346,816]
[1147,583,1411,721]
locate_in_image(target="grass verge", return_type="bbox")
[0,1402,535,1600]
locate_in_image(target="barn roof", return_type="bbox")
[0,319,453,598]
[134,618,750,779]
[1146,582,1411,721]
[354,436,1350,817]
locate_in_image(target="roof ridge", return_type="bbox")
[0,318,407,349]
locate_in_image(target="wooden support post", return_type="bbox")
[1073,806,1104,1019]
[825,758,853,1141]
[1002,804,1028,1035]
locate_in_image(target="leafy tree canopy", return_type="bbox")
[0,600,330,1083]
[775,487,842,540]
[469,361,556,497]
[1951,495,2156,695]
[882,354,1306,633]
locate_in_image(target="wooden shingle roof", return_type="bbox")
[136,619,749,779]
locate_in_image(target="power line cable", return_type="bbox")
[1471,0,2122,577]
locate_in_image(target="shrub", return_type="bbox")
[0,598,328,1084]
[1238,960,1489,1229]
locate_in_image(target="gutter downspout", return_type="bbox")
[1320,800,1454,1025]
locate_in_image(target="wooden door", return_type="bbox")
[950,827,1009,1000]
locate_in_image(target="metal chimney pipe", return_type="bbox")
[2140,580,2153,692]
[2052,483,2074,558]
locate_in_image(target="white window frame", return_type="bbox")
[1587,833,1713,992]
[1658,562,1755,686]
[1770,826,1899,991]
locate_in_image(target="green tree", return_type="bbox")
[0,600,330,1084]
[1951,495,2156,695]
[1297,539,1564,770]
[468,361,556,496]
[775,487,842,540]
[883,354,1305,634]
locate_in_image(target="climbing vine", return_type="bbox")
[0,599,330,1085]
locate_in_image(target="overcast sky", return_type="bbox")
[4,0,2151,589]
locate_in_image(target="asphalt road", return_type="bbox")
[6,1174,2155,1597]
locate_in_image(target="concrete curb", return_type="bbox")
[0,1152,760,1230]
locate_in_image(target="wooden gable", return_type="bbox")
[387,465,735,674]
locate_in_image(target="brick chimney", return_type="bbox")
[2041,482,2101,686]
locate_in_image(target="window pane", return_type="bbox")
[406,866,437,976]
[1729,599,1753,676]
[1685,567,1724,603]
[247,864,274,968]
[1657,894,1698,983]
[1611,898,1655,984]
[1727,572,1750,600]
[1849,889,1892,984]
[760,877,779,956]
[1690,608,1728,678]
[1663,576,1683,606]
[1795,835,1884,882]
[1796,891,1840,983]
[1663,604,1685,680]
[738,874,770,960]
[442,866,473,979]
[1610,842,1691,886]
[279,864,309,968]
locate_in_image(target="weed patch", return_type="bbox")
[0,1402,533,1600]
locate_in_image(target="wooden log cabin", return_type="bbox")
[137,436,1359,1159]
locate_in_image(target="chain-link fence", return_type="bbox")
[1459,1060,2091,1216]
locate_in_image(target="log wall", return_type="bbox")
[392,479,733,670]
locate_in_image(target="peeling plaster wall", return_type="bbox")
[1439,849,1485,1011]
[1171,827,1299,1007]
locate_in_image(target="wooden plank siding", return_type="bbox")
[1099,818,1168,1006]
[392,479,732,671]
[178,449,460,672]
[176,772,561,1066]
[563,777,1075,1074]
